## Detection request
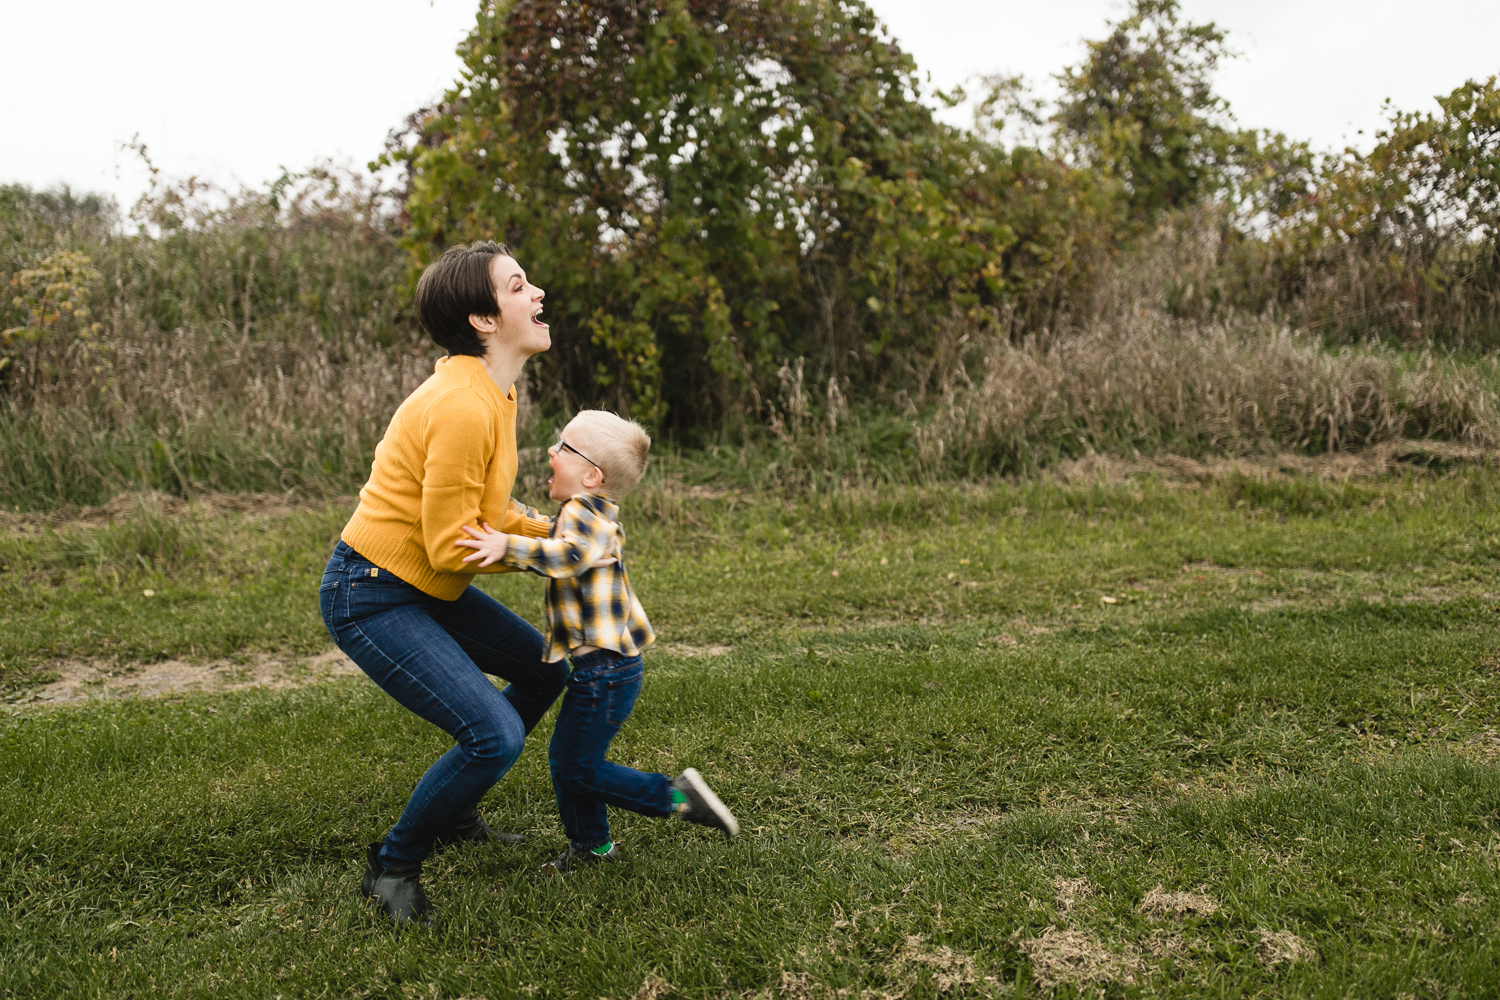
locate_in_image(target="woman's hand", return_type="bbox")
[456,522,510,567]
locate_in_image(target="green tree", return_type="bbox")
[1054,0,1236,222]
[392,0,1030,431]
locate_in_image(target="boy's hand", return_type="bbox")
[456,522,510,567]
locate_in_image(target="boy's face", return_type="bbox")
[546,420,603,501]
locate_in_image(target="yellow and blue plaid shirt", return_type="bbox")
[500,493,655,663]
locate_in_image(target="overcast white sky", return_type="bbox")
[4,0,1497,210]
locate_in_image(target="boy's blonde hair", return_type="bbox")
[567,410,651,497]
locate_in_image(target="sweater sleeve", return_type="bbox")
[501,498,552,537]
[418,389,496,575]
[501,500,616,579]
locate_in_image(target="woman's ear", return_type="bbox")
[469,312,499,335]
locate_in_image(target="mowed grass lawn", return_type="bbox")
[3,468,1500,998]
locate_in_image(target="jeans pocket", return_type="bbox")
[344,568,419,622]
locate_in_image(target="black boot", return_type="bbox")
[435,809,525,847]
[360,841,432,926]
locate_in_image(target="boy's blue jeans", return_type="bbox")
[549,648,675,849]
[319,541,566,867]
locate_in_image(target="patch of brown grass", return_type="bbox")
[1053,877,1094,918]
[1015,926,1140,990]
[1137,887,1222,920]
[894,935,983,994]
[1254,929,1316,966]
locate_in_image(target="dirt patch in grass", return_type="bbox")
[1049,440,1495,486]
[658,643,733,658]
[10,649,361,708]
[0,490,336,537]
[7,640,732,711]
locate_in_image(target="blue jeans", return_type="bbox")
[549,649,675,849]
[319,540,567,866]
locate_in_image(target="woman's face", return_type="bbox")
[486,255,549,356]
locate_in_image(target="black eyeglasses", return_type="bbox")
[556,438,600,469]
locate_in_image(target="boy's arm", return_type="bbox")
[501,500,616,579]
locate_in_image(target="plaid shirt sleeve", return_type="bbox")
[500,498,615,579]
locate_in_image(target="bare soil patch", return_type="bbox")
[12,649,362,708]
[1048,439,1495,486]
[0,490,334,537]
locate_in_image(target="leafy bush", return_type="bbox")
[1264,76,1500,346]
[2,250,105,389]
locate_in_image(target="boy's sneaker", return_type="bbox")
[671,768,739,839]
[541,842,622,875]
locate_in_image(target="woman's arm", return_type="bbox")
[417,391,505,574]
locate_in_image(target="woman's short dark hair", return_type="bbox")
[414,241,513,357]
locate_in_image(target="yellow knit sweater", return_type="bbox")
[340,355,551,600]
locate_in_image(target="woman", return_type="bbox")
[319,241,563,925]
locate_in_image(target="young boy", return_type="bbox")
[456,409,738,873]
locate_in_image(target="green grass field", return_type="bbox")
[3,468,1500,998]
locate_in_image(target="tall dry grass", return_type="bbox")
[1,170,539,510]
[912,315,1499,477]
